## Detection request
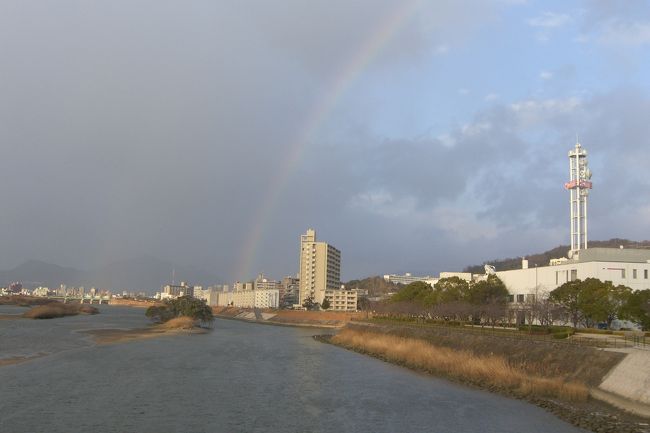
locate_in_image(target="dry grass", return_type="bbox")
[357,323,623,386]
[22,303,99,319]
[159,316,196,329]
[332,328,588,402]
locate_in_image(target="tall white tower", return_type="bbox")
[564,141,593,254]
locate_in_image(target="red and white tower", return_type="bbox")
[564,141,592,254]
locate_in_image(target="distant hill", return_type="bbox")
[0,257,221,293]
[463,238,650,273]
[345,275,402,297]
[0,260,82,287]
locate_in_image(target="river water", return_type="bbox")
[0,306,586,433]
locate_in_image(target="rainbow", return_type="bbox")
[234,0,424,280]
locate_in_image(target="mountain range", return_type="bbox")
[463,238,650,273]
[0,257,220,293]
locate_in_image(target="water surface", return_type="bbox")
[0,307,585,433]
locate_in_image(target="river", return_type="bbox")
[0,305,586,433]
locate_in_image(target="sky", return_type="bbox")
[1,0,650,283]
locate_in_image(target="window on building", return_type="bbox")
[633,269,637,279]
[622,269,626,279]
[555,271,559,285]
[645,269,648,279]
[507,294,514,303]
[570,269,577,281]
[516,294,525,303]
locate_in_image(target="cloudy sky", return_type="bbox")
[1,0,650,282]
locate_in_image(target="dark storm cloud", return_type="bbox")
[1,1,648,284]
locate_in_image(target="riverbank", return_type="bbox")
[212,306,363,328]
[319,324,650,433]
[23,303,99,319]
[81,317,209,344]
[0,295,57,306]
[0,354,47,367]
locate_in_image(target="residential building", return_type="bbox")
[298,229,341,306]
[162,282,194,299]
[324,288,357,311]
[254,274,282,291]
[281,276,300,308]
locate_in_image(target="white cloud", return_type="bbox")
[348,190,501,242]
[510,97,581,115]
[431,205,501,242]
[437,133,456,148]
[527,12,571,28]
[485,93,500,102]
[599,19,650,46]
[461,121,492,136]
[539,70,553,80]
[435,44,450,55]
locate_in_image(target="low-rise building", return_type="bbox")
[383,273,438,286]
[214,287,279,309]
[497,248,650,303]
[324,289,357,311]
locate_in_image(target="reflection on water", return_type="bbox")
[0,307,585,433]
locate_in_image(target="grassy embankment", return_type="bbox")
[330,324,625,402]
[22,302,99,319]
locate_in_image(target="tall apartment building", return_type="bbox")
[281,275,300,307]
[299,229,341,305]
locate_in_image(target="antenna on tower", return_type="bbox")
[564,139,593,254]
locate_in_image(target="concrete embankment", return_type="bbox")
[595,349,650,418]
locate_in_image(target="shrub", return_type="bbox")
[145,296,213,324]
[552,331,571,339]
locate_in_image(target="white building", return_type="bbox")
[324,289,358,311]
[497,248,650,303]
[383,273,437,286]
[214,288,279,309]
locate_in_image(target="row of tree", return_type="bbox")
[377,276,650,330]
[549,278,650,329]
[390,275,509,306]
[378,275,511,325]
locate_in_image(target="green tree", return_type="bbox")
[391,281,435,305]
[467,275,509,305]
[321,298,331,310]
[466,275,509,325]
[622,289,650,330]
[549,279,583,328]
[302,295,317,310]
[579,279,631,328]
[433,277,470,304]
